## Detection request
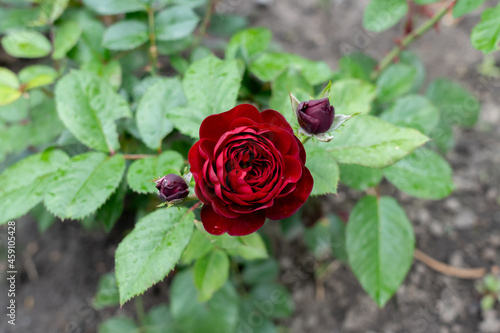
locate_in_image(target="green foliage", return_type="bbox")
[136,78,185,149]
[305,143,340,196]
[55,71,131,152]
[83,0,147,15]
[376,64,416,103]
[326,114,429,168]
[53,20,82,60]
[453,0,487,18]
[305,214,347,262]
[155,6,199,41]
[18,65,58,90]
[115,208,194,305]
[127,151,185,194]
[103,20,149,51]
[0,67,21,106]
[44,152,126,219]
[98,317,138,333]
[0,149,69,225]
[226,27,272,62]
[471,2,500,54]
[384,147,455,199]
[363,0,408,32]
[194,249,230,301]
[93,273,120,309]
[328,78,376,115]
[346,196,415,307]
[1,30,52,58]
[170,270,239,333]
[168,55,242,138]
[339,164,383,191]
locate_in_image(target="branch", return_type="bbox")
[147,6,158,75]
[371,0,455,80]
[414,248,487,279]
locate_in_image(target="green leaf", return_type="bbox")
[0,93,28,123]
[329,78,376,115]
[44,152,125,219]
[82,59,122,91]
[250,283,294,319]
[425,78,480,128]
[305,214,347,262]
[181,228,215,265]
[379,94,440,134]
[83,0,146,15]
[249,52,334,85]
[327,114,429,168]
[18,65,58,90]
[363,0,408,32]
[471,3,500,54]
[31,204,56,233]
[103,20,148,51]
[453,0,487,18]
[155,6,199,41]
[225,27,272,62]
[1,30,52,58]
[171,270,239,333]
[239,298,278,333]
[339,164,383,191]
[194,220,242,249]
[429,120,455,153]
[53,20,82,60]
[208,13,248,37]
[66,11,106,64]
[168,55,242,138]
[93,273,120,309]
[399,51,426,93]
[226,233,268,260]
[383,147,454,199]
[55,70,131,152]
[0,149,69,225]
[96,178,127,232]
[29,0,70,26]
[270,68,313,125]
[0,67,21,106]
[126,151,184,194]
[144,305,181,333]
[194,249,230,302]
[29,97,65,146]
[376,63,416,103]
[346,196,415,307]
[157,35,193,55]
[115,208,194,305]
[305,143,340,196]
[136,78,185,150]
[242,259,279,285]
[98,317,139,333]
[338,53,377,82]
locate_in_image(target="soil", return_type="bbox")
[1,0,500,333]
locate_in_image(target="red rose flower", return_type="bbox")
[188,104,313,236]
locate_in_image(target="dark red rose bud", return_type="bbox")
[155,174,189,202]
[297,98,335,134]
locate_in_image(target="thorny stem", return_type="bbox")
[147,6,158,75]
[194,0,216,48]
[371,0,455,80]
[123,154,157,160]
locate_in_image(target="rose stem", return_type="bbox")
[194,0,217,48]
[135,296,146,332]
[371,0,455,80]
[414,248,488,279]
[147,6,158,75]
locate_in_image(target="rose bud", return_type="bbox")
[155,174,189,202]
[296,98,335,135]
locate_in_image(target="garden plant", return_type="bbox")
[0,0,499,332]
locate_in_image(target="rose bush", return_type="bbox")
[188,104,314,236]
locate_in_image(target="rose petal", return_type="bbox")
[261,109,294,134]
[266,166,313,220]
[201,204,267,236]
[199,104,262,141]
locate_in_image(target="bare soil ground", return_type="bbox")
[1,1,500,332]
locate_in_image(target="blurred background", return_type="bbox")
[0,0,499,332]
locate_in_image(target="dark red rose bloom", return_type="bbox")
[188,104,313,236]
[297,98,335,134]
